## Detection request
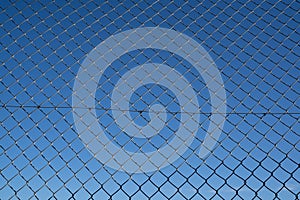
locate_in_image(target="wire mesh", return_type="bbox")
[0,0,300,199]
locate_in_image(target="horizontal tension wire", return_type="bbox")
[1,104,299,115]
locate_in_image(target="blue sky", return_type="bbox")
[0,0,299,199]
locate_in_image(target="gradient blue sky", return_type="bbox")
[0,0,299,199]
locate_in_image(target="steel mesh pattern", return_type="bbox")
[1,0,300,199]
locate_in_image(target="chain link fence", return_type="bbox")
[1,0,300,199]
